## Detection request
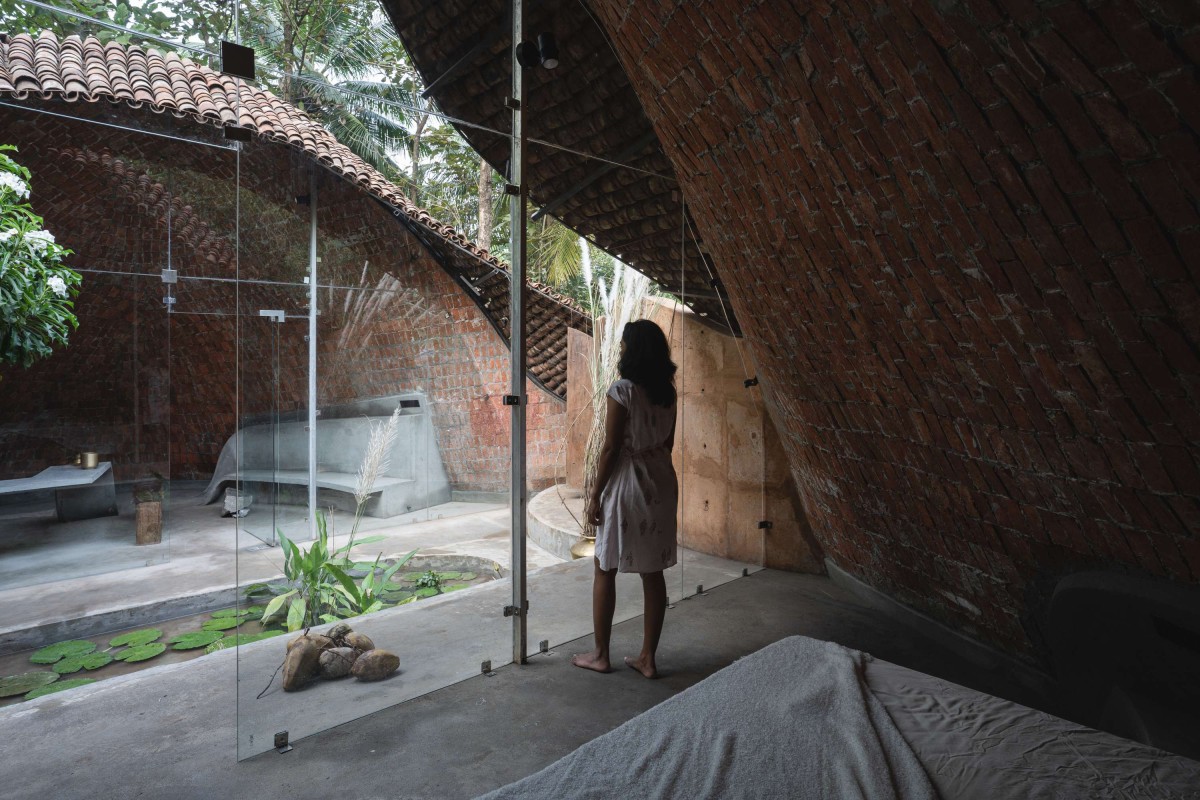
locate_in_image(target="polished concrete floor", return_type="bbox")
[0,568,1063,800]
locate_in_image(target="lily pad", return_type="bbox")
[201,617,244,631]
[204,630,285,654]
[443,583,471,593]
[109,629,162,648]
[414,587,439,598]
[395,595,417,606]
[113,643,166,662]
[167,631,225,650]
[0,672,58,698]
[52,652,113,674]
[25,678,95,700]
[29,640,96,665]
[210,608,252,619]
[456,572,478,582]
[245,605,265,615]
[436,571,462,580]
[398,572,422,583]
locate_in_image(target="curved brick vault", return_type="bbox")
[581,0,1200,656]
[0,32,580,492]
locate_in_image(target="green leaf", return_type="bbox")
[167,631,225,650]
[457,572,478,582]
[25,677,95,699]
[108,629,162,648]
[414,587,439,598]
[30,640,96,665]
[243,583,273,597]
[395,595,417,605]
[362,600,384,614]
[436,571,462,580]
[52,652,113,674]
[0,671,58,698]
[443,583,471,593]
[286,598,307,632]
[201,617,244,631]
[324,563,362,607]
[261,589,296,622]
[210,608,252,619]
[113,643,166,662]
[381,550,417,583]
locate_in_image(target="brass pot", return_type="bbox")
[80,451,99,469]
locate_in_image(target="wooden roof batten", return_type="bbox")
[381,0,742,336]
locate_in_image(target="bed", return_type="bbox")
[477,636,1200,799]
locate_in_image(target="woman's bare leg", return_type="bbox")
[625,570,665,678]
[572,558,617,672]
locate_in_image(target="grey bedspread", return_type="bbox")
[476,636,937,800]
[866,658,1200,800]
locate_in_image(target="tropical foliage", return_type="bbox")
[0,146,81,374]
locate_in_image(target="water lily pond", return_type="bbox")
[0,555,498,706]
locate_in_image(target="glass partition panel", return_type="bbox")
[0,8,249,725]
[0,110,175,589]
[676,212,767,597]
[235,151,513,757]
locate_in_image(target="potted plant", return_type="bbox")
[134,472,165,545]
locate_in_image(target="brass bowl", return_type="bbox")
[80,451,99,469]
[570,537,596,560]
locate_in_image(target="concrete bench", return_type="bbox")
[0,461,118,521]
[201,395,451,518]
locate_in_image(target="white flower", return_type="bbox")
[25,229,54,252]
[47,275,68,298]
[0,229,17,243]
[0,172,29,199]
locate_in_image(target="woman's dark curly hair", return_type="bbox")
[617,319,677,407]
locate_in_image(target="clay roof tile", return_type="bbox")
[0,30,589,396]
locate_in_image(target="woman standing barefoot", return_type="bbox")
[571,319,678,678]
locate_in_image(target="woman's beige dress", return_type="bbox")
[595,378,678,573]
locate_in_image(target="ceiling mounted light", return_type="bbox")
[515,40,541,69]
[537,33,558,69]
[516,32,559,70]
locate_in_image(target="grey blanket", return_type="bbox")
[476,636,937,799]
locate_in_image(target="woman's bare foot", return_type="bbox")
[571,651,612,673]
[624,655,658,679]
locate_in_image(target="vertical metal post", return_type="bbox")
[510,0,529,664]
[307,170,318,541]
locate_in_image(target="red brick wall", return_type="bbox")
[0,107,565,492]
[589,0,1200,656]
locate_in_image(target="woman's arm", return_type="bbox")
[587,395,629,526]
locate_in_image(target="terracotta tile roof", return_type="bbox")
[380,0,740,335]
[0,30,589,397]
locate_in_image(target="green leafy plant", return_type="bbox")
[0,145,82,375]
[0,671,58,698]
[113,643,166,662]
[52,652,113,675]
[108,629,162,648]
[25,677,95,700]
[260,509,414,632]
[29,640,95,665]
[414,570,443,592]
[167,631,225,650]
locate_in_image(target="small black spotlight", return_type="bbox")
[516,40,541,69]
[537,32,558,69]
[516,32,559,70]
